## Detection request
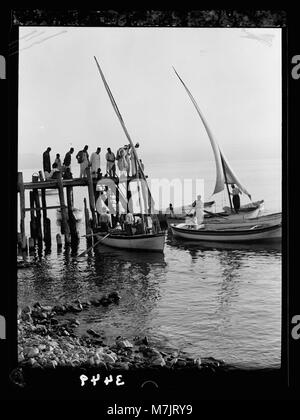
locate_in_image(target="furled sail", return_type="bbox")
[173,67,251,199]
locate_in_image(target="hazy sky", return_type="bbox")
[18,27,281,166]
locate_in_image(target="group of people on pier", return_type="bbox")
[42,143,145,181]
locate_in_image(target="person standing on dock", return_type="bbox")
[76,145,89,178]
[43,147,51,180]
[231,184,242,213]
[55,153,62,171]
[90,147,101,178]
[63,147,74,172]
[106,148,116,177]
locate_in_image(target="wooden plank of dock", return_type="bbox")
[22,175,135,190]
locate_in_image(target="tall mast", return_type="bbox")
[93,56,155,217]
[221,156,233,212]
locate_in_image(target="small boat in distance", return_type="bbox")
[170,222,281,243]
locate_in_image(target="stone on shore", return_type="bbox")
[24,346,39,358]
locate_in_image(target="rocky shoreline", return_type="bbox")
[18,293,226,372]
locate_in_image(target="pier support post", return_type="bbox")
[57,173,71,245]
[41,189,51,250]
[29,191,37,241]
[115,181,120,219]
[66,185,78,244]
[84,198,92,245]
[32,187,43,245]
[86,166,97,228]
[17,172,26,244]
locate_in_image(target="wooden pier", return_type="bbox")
[17,167,143,254]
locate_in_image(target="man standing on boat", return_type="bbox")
[125,212,134,235]
[231,184,242,213]
[63,147,74,172]
[43,147,51,180]
[195,195,204,225]
[90,147,101,178]
[166,203,175,218]
[99,210,112,232]
[106,147,116,177]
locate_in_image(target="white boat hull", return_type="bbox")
[95,232,166,252]
[170,223,281,242]
[166,211,281,228]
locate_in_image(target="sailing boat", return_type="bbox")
[91,57,165,252]
[169,69,281,242]
[172,67,265,217]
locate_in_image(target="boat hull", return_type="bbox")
[95,232,166,252]
[165,211,281,228]
[170,223,281,242]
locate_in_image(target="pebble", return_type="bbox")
[99,297,111,306]
[116,339,133,349]
[21,312,33,323]
[151,356,166,367]
[108,291,121,302]
[24,347,39,358]
[90,298,101,306]
[87,329,101,338]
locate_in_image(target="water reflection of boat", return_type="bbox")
[168,234,282,252]
[94,244,167,264]
[170,223,281,243]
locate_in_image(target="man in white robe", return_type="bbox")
[90,147,101,178]
[195,194,204,225]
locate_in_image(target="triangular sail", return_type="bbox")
[173,67,251,199]
[219,148,251,198]
[173,67,224,195]
[94,56,155,213]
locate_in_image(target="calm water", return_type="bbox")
[18,159,282,369]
